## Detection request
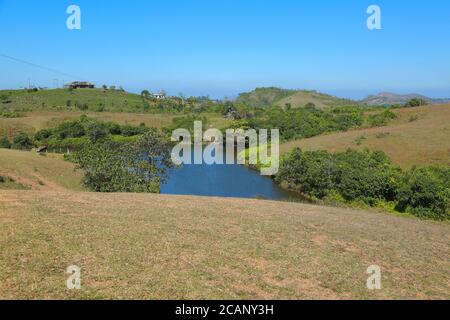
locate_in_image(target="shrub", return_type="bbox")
[334,150,400,205]
[248,106,364,141]
[75,102,88,111]
[405,98,428,107]
[367,110,397,127]
[0,111,23,118]
[276,148,448,220]
[12,132,33,150]
[34,129,52,142]
[0,137,11,149]
[395,166,449,220]
[85,121,108,143]
[355,135,366,145]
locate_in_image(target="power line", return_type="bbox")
[0,52,82,80]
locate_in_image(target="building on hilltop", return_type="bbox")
[152,92,166,99]
[66,81,95,89]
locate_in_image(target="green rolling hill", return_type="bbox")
[235,87,358,109]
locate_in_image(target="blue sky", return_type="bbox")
[0,0,449,99]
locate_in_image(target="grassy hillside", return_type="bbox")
[236,87,357,109]
[0,110,176,137]
[280,104,450,168]
[0,149,84,191]
[0,88,146,112]
[0,88,233,138]
[0,190,448,299]
[361,92,450,106]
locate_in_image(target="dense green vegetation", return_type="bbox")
[276,148,449,220]
[71,130,173,193]
[0,116,152,152]
[367,110,397,127]
[244,105,364,141]
[0,137,11,149]
[0,110,23,118]
[405,98,429,108]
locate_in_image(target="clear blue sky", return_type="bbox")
[1,0,449,99]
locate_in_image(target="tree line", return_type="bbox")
[276,148,449,221]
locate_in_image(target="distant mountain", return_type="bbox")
[235,87,357,109]
[361,92,450,106]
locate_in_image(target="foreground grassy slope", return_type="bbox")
[0,190,448,299]
[236,87,357,109]
[281,104,450,168]
[0,149,84,191]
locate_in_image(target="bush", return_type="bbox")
[334,150,400,205]
[75,102,88,111]
[0,111,23,118]
[12,132,33,150]
[405,98,428,107]
[367,110,397,127]
[85,121,108,143]
[276,148,448,220]
[33,117,153,151]
[248,106,364,141]
[0,137,11,149]
[34,129,52,142]
[355,135,366,145]
[396,166,449,220]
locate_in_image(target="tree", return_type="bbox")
[85,121,108,143]
[141,90,150,99]
[405,98,428,107]
[72,130,174,193]
[12,132,33,150]
[34,129,52,142]
[396,166,449,220]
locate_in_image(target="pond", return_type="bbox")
[161,158,304,201]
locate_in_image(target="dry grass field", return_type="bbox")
[0,110,232,138]
[280,104,450,168]
[0,110,176,136]
[0,149,84,191]
[0,190,449,300]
